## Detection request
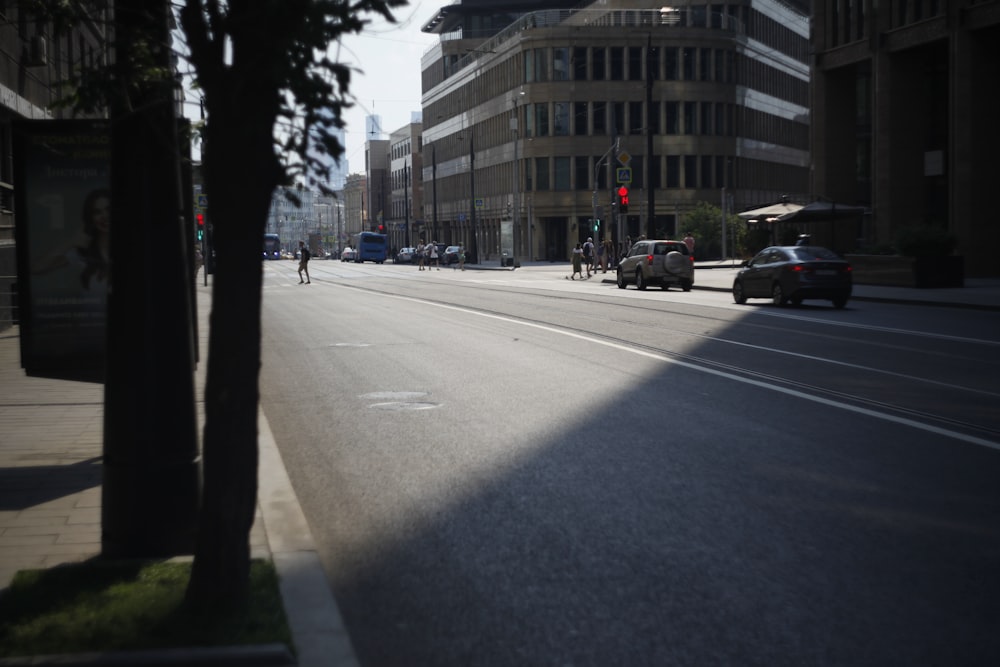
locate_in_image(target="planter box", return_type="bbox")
[845,254,964,288]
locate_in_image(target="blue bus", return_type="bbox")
[263,233,281,260]
[353,231,388,263]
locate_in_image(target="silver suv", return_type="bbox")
[616,240,694,291]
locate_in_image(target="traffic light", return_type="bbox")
[593,219,600,232]
[617,186,629,214]
[196,213,204,241]
[377,224,385,234]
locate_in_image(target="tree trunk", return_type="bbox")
[185,96,281,607]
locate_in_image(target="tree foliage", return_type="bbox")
[681,201,749,259]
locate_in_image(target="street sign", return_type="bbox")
[196,194,208,209]
[617,151,631,165]
[475,197,484,209]
[616,167,632,184]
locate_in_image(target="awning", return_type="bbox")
[774,201,867,222]
[737,201,804,222]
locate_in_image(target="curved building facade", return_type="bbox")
[419,0,810,262]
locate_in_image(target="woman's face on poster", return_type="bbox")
[88,195,110,234]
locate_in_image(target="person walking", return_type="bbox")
[582,237,595,278]
[429,241,440,270]
[458,245,466,271]
[684,232,695,256]
[568,242,584,280]
[416,241,426,270]
[297,241,311,284]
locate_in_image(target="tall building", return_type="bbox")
[365,138,390,233]
[388,122,424,250]
[810,0,999,277]
[419,0,811,262]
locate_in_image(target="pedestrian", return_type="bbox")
[568,242,584,280]
[596,239,606,273]
[429,241,440,270]
[796,233,811,246]
[604,239,615,271]
[684,232,695,255]
[416,240,426,270]
[458,245,466,270]
[297,241,311,284]
[582,237,594,277]
[193,244,204,279]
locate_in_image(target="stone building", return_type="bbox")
[419,0,811,262]
[810,0,999,277]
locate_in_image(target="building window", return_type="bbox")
[554,102,570,136]
[628,47,643,81]
[684,155,697,189]
[683,101,697,134]
[666,155,680,188]
[593,47,606,80]
[701,155,712,188]
[553,47,570,81]
[593,101,606,134]
[700,48,711,81]
[535,157,550,190]
[682,47,696,80]
[613,102,625,135]
[574,102,588,136]
[629,102,643,135]
[666,101,679,134]
[574,156,590,190]
[610,47,624,80]
[534,48,548,82]
[535,103,550,136]
[554,157,571,190]
[664,47,678,80]
[572,46,587,80]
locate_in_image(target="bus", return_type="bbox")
[263,233,281,260]
[352,231,388,263]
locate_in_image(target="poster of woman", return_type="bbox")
[13,120,110,381]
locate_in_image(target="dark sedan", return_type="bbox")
[733,245,852,308]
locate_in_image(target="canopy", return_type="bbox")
[774,200,867,222]
[737,201,803,222]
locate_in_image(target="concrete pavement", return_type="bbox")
[1,261,996,665]
[0,285,357,667]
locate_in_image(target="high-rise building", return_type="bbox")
[419,0,811,262]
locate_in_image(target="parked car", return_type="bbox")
[732,245,852,308]
[396,247,417,263]
[340,247,356,262]
[616,239,694,291]
[443,246,463,265]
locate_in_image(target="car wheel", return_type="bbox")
[680,278,693,292]
[771,283,787,306]
[636,269,647,291]
[733,281,747,304]
[616,269,627,289]
[832,297,848,309]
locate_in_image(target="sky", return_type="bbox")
[334,2,440,174]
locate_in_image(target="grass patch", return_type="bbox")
[0,558,293,659]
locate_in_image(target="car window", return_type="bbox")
[653,243,669,256]
[629,243,647,257]
[790,247,839,261]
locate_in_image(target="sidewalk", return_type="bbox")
[2,262,997,664]
[0,283,357,667]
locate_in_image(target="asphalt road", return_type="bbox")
[259,259,1000,667]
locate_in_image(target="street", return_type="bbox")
[258,259,1000,666]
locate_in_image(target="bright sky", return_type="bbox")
[334,2,440,174]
